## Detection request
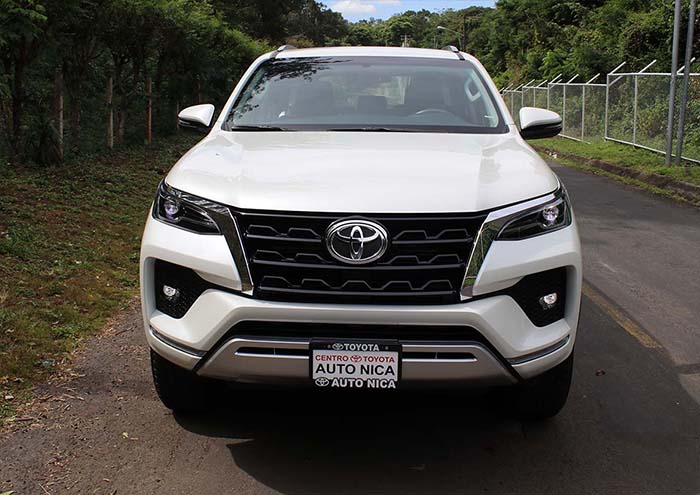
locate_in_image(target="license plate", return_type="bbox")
[310,340,401,389]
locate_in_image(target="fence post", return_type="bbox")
[563,84,567,135]
[633,74,638,145]
[581,84,586,142]
[666,0,683,165]
[547,74,562,110]
[634,60,657,146]
[581,74,599,142]
[564,75,579,138]
[511,91,514,114]
[146,76,152,145]
[675,0,697,166]
[605,74,609,140]
[605,62,627,141]
[107,76,114,150]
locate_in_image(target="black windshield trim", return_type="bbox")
[229,124,505,134]
[224,56,508,135]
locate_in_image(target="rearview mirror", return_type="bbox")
[178,104,215,133]
[519,107,562,140]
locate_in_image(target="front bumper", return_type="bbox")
[141,213,582,385]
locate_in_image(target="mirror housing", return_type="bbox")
[519,107,562,140]
[178,104,215,133]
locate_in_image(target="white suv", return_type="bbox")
[141,46,581,420]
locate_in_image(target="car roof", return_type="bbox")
[273,46,476,62]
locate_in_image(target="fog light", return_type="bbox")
[542,205,560,226]
[163,198,181,221]
[162,285,179,300]
[539,292,558,309]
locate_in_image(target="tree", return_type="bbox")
[0,0,47,162]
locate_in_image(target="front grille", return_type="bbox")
[234,210,487,304]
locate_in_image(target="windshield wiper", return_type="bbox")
[325,127,419,132]
[229,124,293,131]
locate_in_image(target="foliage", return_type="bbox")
[0,135,197,421]
[341,1,696,88]
[2,0,695,165]
[0,0,350,165]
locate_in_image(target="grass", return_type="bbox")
[536,137,700,188]
[0,135,197,422]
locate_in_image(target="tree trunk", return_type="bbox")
[54,68,64,161]
[146,76,152,145]
[10,57,25,163]
[71,85,82,152]
[107,76,114,150]
[116,108,126,145]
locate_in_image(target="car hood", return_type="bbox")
[166,131,558,213]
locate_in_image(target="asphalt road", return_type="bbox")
[2,162,700,495]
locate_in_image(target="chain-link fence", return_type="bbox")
[500,65,700,164]
[547,82,606,142]
[522,82,549,109]
[502,86,523,125]
[605,71,700,162]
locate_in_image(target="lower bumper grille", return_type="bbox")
[234,210,486,305]
[228,321,488,343]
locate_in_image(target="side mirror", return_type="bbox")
[178,104,215,133]
[519,107,562,140]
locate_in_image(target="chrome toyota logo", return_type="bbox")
[326,219,388,264]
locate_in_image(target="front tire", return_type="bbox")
[512,351,574,420]
[150,350,212,412]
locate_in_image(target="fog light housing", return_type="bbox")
[162,285,179,300]
[539,292,558,310]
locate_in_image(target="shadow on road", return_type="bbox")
[176,389,562,494]
[172,298,700,495]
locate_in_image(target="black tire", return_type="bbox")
[512,351,574,420]
[150,350,213,412]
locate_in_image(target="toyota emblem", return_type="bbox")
[326,219,389,264]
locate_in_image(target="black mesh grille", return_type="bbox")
[230,321,486,341]
[234,210,487,305]
[505,267,567,327]
[154,260,214,319]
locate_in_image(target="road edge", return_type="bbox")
[534,145,700,207]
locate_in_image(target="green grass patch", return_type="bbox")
[537,137,700,188]
[542,152,689,204]
[0,135,197,422]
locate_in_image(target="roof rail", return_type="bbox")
[442,45,464,61]
[270,44,297,59]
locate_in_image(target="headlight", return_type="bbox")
[497,189,572,240]
[153,182,220,234]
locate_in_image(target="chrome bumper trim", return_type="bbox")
[196,337,518,385]
[149,326,206,357]
[507,335,570,365]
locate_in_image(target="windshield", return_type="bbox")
[225,56,507,133]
